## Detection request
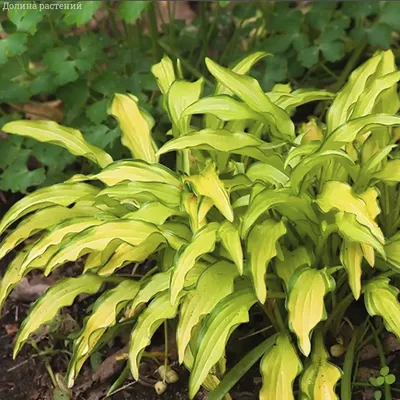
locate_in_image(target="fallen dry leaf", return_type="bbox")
[384,334,400,353]
[10,278,50,303]
[21,100,64,122]
[361,388,376,400]
[357,366,380,382]
[359,343,379,361]
[92,346,128,383]
[4,323,19,336]
[157,1,195,29]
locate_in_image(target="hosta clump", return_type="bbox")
[1,50,400,399]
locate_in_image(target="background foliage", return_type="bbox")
[0,0,399,192]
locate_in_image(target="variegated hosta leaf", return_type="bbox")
[176,260,239,363]
[185,161,233,222]
[84,251,102,272]
[0,241,89,311]
[341,240,363,300]
[170,223,219,304]
[21,217,106,271]
[127,271,171,318]
[354,188,377,268]
[247,219,286,303]
[183,341,222,393]
[159,221,192,250]
[96,181,181,209]
[364,278,400,338]
[326,52,382,132]
[275,247,313,290]
[246,162,289,187]
[14,274,105,357]
[189,287,257,399]
[157,129,265,159]
[259,333,302,400]
[0,251,33,310]
[126,263,210,318]
[167,78,204,134]
[197,196,214,226]
[213,51,270,98]
[151,55,175,95]
[109,93,157,162]
[242,188,318,239]
[359,187,380,221]
[98,233,165,276]
[182,95,266,122]
[182,193,203,233]
[373,160,400,184]
[287,267,335,356]
[290,150,355,195]
[322,114,400,151]
[373,50,400,114]
[241,189,290,238]
[0,204,97,260]
[316,181,384,244]
[129,292,181,379]
[299,332,342,400]
[276,89,334,112]
[205,57,294,140]
[218,221,243,274]
[385,232,400,271]
[335,212,385,257]
[69,160,181,187]
[205,51,270,129]
[222,174,252,193]
[123,202,179,225]
[351,71,400,118]
[0,183,100,236]
[44,220,160,275]
[2,120,113,168]
[67,280,140,387]
[284,142,320,169]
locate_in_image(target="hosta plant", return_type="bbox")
[1,49,400,400]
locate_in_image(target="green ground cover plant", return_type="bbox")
[0,1,399,192]
[0,48,400,399]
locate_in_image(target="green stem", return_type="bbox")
[45,361,58,388]
[183,150,191,175]
[261,304,280,332]
[208,334,277,400]
[353,382,372,387]
[157,40,213,86]
[370,321,393,400]
[323,292,353,335]
[319,62,339,80]
[219,4,254,65]
[197,3,221,69]
[106,363,131,397]
[167,1,176,53]
[330,40,367,92]
[163,321,169,378]
[103,276,126,284]
[341,327,360,400]
[45,11,61,43]
[388,189,400,237]
[191,2,207,64]
[17,56,35,78]
[106,4,121,39]
[140,265,158,282]
[136,19,143,52]
[273,303,286,331]
[315,225,336,267]
[148,1,161,61]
